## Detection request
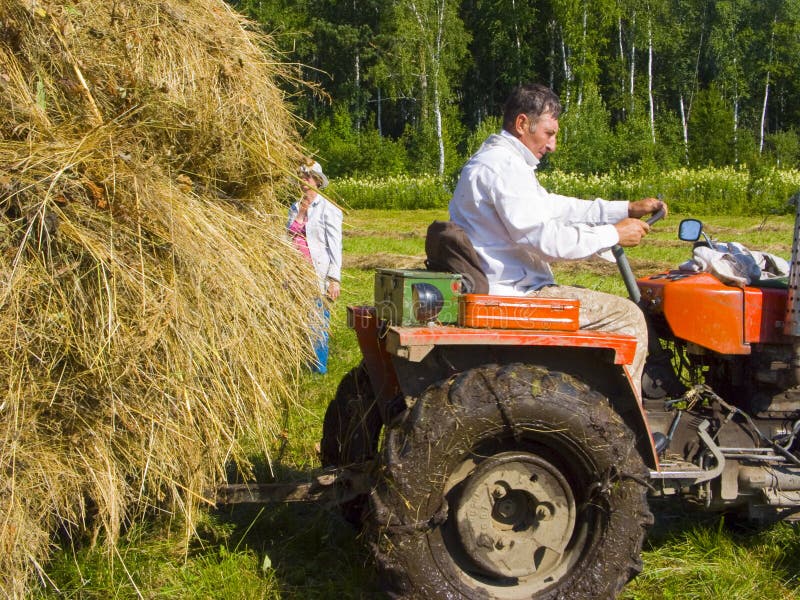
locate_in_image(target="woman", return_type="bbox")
[287,159,343,373]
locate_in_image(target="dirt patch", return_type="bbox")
[345,228,426,240]
[554,257,673,279]
[346,252,426,271]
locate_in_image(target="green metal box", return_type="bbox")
[374,268,461,326]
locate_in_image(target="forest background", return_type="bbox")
[232,0,800,189]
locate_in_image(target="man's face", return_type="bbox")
[516,112,559,159]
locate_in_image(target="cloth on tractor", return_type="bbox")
[678,242,789,287]
[425,220,489,294]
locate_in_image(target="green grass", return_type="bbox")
[38,208,800,599]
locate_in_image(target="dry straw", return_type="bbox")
[0,0,321,595]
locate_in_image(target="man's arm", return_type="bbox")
[628,197,667,219]
[615,198,668,247]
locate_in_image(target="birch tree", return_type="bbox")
[460,0,542,125]
[385,0,468,175]
[709,0,749,161]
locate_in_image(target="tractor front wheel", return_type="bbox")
[369,363,652,599]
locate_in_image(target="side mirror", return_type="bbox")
[678,219,703,242]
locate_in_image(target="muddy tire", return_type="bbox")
[369,363,652,599]
[320,362,381,524]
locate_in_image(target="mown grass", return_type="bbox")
[39,208,800,599]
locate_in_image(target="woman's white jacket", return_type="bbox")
[287,194,343,294]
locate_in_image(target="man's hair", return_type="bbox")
[502,84,562,132]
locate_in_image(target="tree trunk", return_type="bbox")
[680,95,689,165]
[354,50,361,131]
[434,80,444,176]
[629,12,636,113]
[618,15,626,118]
[760,72,770,154]
[647,19,655,143]
[760,25,776,155]
[512,0,521,84]
[578,2,587,106]
[561,27,572,110]
[377,87,382,136]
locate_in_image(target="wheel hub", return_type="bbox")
[454,451,576,579]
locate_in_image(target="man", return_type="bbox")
[449,83,666,396]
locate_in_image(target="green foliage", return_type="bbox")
[608,110,686,174]
[766,128,800,168]
[459,0,545,125]
[306,106,409,178]
[399,105,467,178]
[551,84,614,174]
[329,174,451,210]
[327,167,800,214]
[538,166,800,216]
[461,115,502,157]
[231,0,800,178]
[401,122,439,175]
[689,86,737,166]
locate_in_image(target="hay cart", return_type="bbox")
[217,206,800,599]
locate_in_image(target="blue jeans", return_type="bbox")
[311,300,330,374]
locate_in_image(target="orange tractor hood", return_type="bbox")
[638,271,791,354]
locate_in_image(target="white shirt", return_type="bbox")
[288,194,343,295]
[449,130,629,295]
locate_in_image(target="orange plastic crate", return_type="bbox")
[458,294,580,331]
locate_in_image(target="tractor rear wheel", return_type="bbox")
[320,362,381,524]
[369,363,652,599]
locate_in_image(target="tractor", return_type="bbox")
[316,205,800,599]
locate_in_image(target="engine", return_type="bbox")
[636,216,800,520]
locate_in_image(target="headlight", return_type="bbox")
[412,282,444,324]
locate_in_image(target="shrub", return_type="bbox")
[329,174,451,210]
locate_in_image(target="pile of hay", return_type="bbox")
[0,0,320,595]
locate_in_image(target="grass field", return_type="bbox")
[40,209,800,599]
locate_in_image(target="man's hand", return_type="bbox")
[615,218,650,247]
[628,197,668,219]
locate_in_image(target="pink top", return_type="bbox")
[288,219,312,262]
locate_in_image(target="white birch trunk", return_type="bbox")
[435,0,445,176]
[629,12,636,113]
[354,51,361,130]
[760,25,776,155]
[578,3,587,106]
[377,87,382,136]
[561,32,572,109]
[512,0,521,79]
[680,95,689,165]
[760,72,770,155]
[434,82,444,176]
[618,15,625,115]
[408,0,447,176]
[648,20,655,143]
